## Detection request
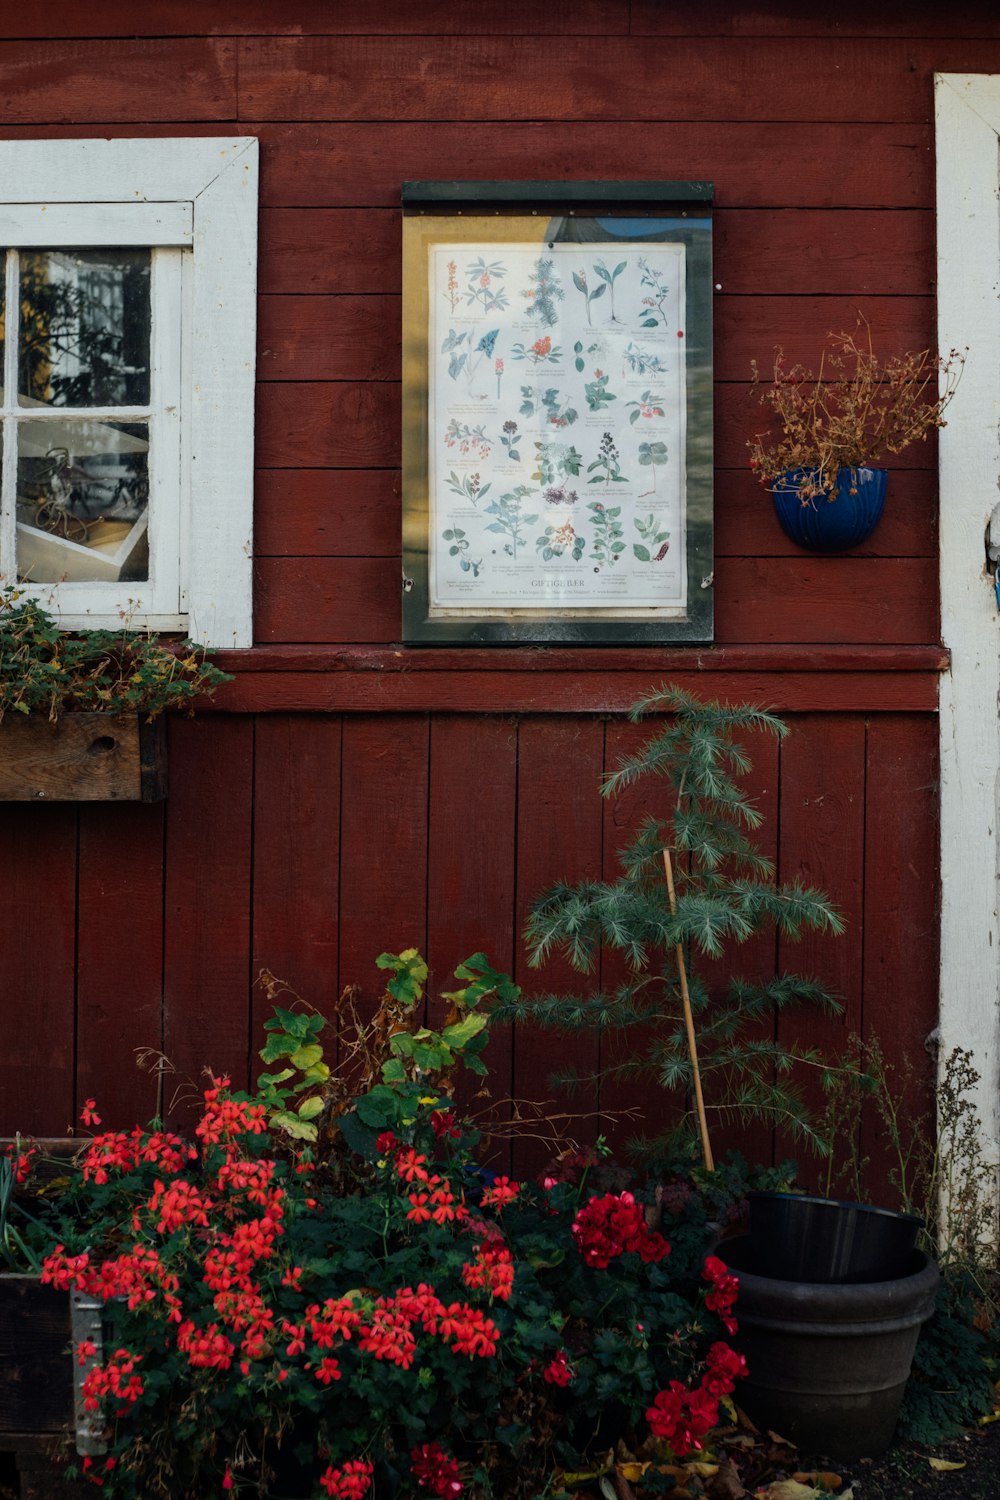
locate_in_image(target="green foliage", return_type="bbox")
[0,586,231,722]
[899,1275,998,1445]
[502,685,851,1157]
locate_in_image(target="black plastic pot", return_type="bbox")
[719,1234,938,1459]
[746,1191,922,1283]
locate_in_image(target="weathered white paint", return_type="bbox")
[935,74,1000,1218]
[0,138,256,646]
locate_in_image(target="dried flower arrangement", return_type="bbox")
[747,328,964,502]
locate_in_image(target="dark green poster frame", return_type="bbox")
[402,182,714,645]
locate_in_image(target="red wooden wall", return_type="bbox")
[4,1,996,1188]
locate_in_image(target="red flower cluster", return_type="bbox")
[542,1348,575,1387]
[571,1192,671,1269]
[702,1255,739,1335]
[646,1337,747,1456]
[148,1177,213,1235]
[394,1146,468,1227]
[411,1441,463,1497]
[461,1242,514,1302]
[4,1141,36,1185]
[479,1175,520,1210]
[646,1380,718,1456]
[319,1458,374,1499]
[81,1347,144,1416]
[177,1318,236,1370]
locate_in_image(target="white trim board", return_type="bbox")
[935,74,1000,1213]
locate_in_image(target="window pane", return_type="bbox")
[18,250,151,408]
[16,419,149,583]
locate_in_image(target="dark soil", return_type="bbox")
[834,1419,1000,1499]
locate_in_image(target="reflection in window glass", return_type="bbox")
[16,419,149,583]
[18,249,151,408]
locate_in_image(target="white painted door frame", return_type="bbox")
[935,73,1000,1205]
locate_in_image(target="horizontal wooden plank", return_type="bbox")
[252,121,934,209]
[5,0,629,36]
[255,382,400,467]
[715,209,934,296]
[0,714,148,802]
[629,2,1000,38]
[0,39,237,122]
[259,209,400,294]
[213,643,950,676]
[714,295,934,382]
[259,208,933,298]
[258,295,400,381]
[715,467,937,558]
[255,468,400,556]
[254,552,937,647]
[239,36,1000,123]
[255,292,933,384]
[717,554,937,643]
[205,668,942,715]
[255,556,401,642]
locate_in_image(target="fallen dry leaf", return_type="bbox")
[708,1456,747,1499]
[687,1463,720,1478]
[760,1482,823,1500]
[926,1458,966,1472]
[792,1473,842,1490]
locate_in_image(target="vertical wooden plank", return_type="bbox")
[163,718,253,1117]
[697,726,781,1170]
[77,803,165,1128]
[426,716,517,1141]
[0,808,77,1135]
[861,714,938,1203]
[777,715,866,1187]
[338,714,429,999]
[513,716,605,1177]
[252,716,342,1049]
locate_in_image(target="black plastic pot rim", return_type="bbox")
[746,1190,922,1227]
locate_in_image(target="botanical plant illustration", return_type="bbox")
[519,384,578,428]
[627,389,666,425]
[444,259,460,312]
[634,512,671,561]
[499,420,521,463]
[542,483,579,505]
[572,268,606,325]
[623,342,668,376]
[484,485,539,558]
[522,255,564,326]
[573,338,604,372]
[532,440,583,486]
[465,256,508,314]
[511,335,561,367]
[638,440,669,494]
[442,525,483,576]
[495,357,503,399]
[446,470,491,506]
[587,500,626,567]
[637,256,670,327]
[584,370,616,413]
[441,327,469,381]
[468,328,499,394]
[536,520,586,562]
[587,431,627,485]
[443,418,492,460]
[593,258,628,323]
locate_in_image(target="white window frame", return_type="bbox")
[0,138,257,647]
[935,74,1000,1196]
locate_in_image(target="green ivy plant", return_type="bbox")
[0,586,231,722]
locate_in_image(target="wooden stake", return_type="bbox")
[662,847,715,1172]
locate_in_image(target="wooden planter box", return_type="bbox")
[0,1277,73,1436]
[0,713,166,802]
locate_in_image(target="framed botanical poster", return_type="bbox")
[401,182,713,644]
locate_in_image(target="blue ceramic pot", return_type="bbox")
[771,467,888,553]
